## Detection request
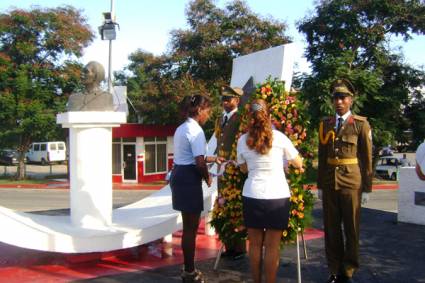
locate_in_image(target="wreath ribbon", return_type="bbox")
[209,160,238,177]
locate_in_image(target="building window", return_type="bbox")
[144,137,167,174]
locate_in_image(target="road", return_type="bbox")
[0,188,153,213]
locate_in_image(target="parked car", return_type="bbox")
[0,149,23,165]
[375,156,403,180]
[26,141,67,165]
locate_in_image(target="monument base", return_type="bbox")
[57,111,126,228]
[398,167,425,225]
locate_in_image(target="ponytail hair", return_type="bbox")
[246,99,273,154]
[180,94,211,119]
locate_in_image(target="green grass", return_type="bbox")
[0,177,49,184]
[0,174,67,184]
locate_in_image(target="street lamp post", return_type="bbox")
[98,0,118,93]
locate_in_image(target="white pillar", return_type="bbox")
[57,112,126,228]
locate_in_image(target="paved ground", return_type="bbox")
[71,189,425,283]
[0,175,422,282]
[0,188,152,212]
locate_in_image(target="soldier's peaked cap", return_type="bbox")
[221,86,243,97]
[331,78,355,97]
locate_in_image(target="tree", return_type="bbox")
[405,90,425,148]
[116,0,291,132]
[115,51,210,125]
[0,6,93,179]
[297,0,425,158]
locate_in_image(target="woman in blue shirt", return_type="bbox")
[171,94,221,283]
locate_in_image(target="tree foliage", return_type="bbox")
[405,89,425,148]
[297,0,425,153]
[0,6,93,178]
[116,0,290,130]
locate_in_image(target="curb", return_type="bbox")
[0,182,165,190]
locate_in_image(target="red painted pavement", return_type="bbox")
[0,221,323,282]
[0,182,398,190]
[0,182,165,190]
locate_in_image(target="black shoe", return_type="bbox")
[325,274,339,283]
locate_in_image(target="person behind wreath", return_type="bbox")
[67,61,114,111]
[237,99,303,283]
[214,85,246,260]
[318,79,373,283]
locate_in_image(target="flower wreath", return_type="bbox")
[210,78,314,245]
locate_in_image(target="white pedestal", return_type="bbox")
[398,167,425,225]
[57,112,126,228]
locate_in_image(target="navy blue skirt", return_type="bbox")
[242,196,290,230]
[170,164,204,213]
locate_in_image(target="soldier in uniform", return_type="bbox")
[214,85,246,260]
[317,79,373,283]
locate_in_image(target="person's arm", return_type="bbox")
[204,156,225,164]
[195,155,212,187]
[416,163,425,181]
[191,129,211,186]
[288,155,304,171]
[239,163,248,174]
[415,142,425,181]
[282,132,304,172]
[236,135,247,174]
[358,120,373,193]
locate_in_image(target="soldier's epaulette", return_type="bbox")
[352,115,367,121]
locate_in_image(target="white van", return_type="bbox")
[26,141,67,165]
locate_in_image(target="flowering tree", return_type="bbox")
[210,78,314,245]
[0,6,93,179]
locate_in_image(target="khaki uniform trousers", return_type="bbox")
[322,187,361,277]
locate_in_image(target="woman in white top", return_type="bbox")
[237,99,303,283]
[171,94,222,283]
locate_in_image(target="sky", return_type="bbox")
[1,0,424,78]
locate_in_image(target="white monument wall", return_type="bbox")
[230,43,297,91]
[398,167,425,225]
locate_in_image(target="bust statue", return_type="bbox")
[67,61,114,111]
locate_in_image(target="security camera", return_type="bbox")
[103,12,112,22]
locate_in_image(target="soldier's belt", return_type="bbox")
[327,158,358,165]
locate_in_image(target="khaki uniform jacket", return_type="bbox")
[214,112,240,160]
[318,114,373,193]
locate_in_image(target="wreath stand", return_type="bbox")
[213,231,308,283]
